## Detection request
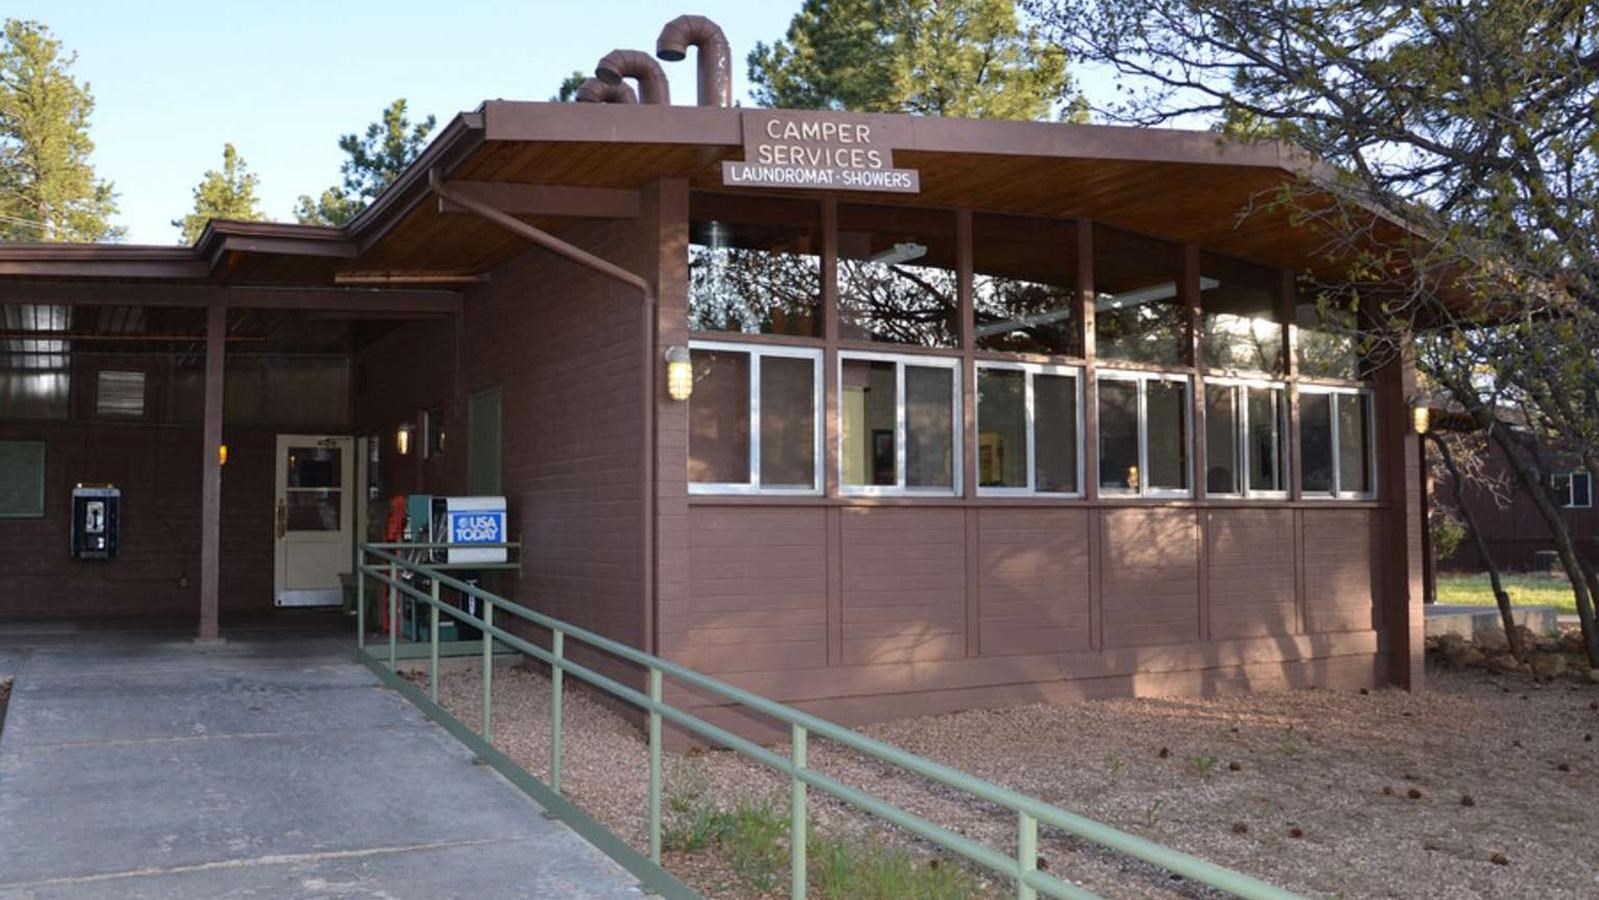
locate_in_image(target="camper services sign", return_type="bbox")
[722,111,921,193]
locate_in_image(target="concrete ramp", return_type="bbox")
[0,631,643,899]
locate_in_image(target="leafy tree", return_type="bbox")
[0,19,120,242]
[172,143,264,244]
[1027,0,1599,662]
[749,0,1083,121]
[294,99,435,226]
[552,70,587,102]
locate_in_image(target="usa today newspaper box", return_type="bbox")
[438,496,508,564]
[438,496,506,641]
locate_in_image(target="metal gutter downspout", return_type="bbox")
[427,168,658,655]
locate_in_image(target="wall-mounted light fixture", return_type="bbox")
[1410,398,1430,435]
[665,345,693,401]
[396,423,414,456]
[217,444,228,467]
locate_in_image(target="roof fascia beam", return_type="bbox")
[0,280,461,313]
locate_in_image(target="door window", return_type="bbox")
[284,445,343,531]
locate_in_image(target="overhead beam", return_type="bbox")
[0,258,209,280]
[436,181,641,219]
[0,280,462,313]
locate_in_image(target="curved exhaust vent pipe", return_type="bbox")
[595,49,670,105]
[656,15,731,107]
[575,78,638,104]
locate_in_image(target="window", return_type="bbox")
[689,193,822,337]
[96,370,145,418]
[1097,371,1191,497]
[976,363,1082,495]
[0,440,45,518]
[689,342,822,493]
[1093,225,1186,367]
[424,407,446,458]
[1200,254,1282,375]
[1,303,70,420]
[840,352,960,494]
[1299,387,1374,497]
[973,215,1080,357]
[1204,380,1287,496]
[1296,293,1362,380]
[837,205,959,348]
[1553,471,1593,509]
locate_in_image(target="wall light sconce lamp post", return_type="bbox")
[1410,397,1431,435]
[396,423,414,456]
[665,345,693,401]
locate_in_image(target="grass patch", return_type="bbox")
[663,781,982,898]
[1435,573,1579,615]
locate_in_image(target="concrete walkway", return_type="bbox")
[0,628,644,899]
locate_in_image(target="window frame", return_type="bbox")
[1297,384,1378,500]
[0,440,46,519]
[688,339,825,497]
[974,360,1084,498]
[95,369,147,419]
[837,349,963,497]
[1095,369,1193,500]
[1202,376,1289,500]
[1553,470,1593,509]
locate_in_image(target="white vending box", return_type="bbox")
[437,496,508,564]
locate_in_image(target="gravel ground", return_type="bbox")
[425,661,1599,899]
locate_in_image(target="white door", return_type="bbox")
[273,434,354,607]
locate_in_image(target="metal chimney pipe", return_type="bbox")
[595,49,671,105]
[575,78,638,104]
[655,15,732,107]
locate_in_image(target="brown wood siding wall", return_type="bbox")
[353,209,659,665]
[1206,508,1297,638]
[840,507,968,665]
[1302,508,1377,633]
[1101,509,1201,648]
[0,421,276,618]
[665,506,828,673]
[669,502,1384,717]
[977,508,1092,656]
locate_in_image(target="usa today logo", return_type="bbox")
[450,511,503,544]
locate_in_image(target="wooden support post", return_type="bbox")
[958,209,979,658]
[198,305,226,642]
[1378,338,1426,689]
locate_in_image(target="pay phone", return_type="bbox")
[71,484,120,559]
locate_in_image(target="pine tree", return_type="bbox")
[172,143,264,244]
[748,0,1082,121]
[294,99,435,227]
[0,19,121,242]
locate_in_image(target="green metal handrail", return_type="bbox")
[357,543,1302,900]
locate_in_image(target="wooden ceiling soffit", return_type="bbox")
[0,280,461,313]
[434,181,641,219]
[352,111,488,255]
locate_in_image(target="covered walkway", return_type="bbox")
[0,627,642,899]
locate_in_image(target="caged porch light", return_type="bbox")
[665,345,693,401]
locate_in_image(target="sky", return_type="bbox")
[14,1,1121,245]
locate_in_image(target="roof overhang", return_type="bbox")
[0,101,1437,303]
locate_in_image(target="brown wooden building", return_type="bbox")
[0,76,1428,730]
[1433,436,1597,573]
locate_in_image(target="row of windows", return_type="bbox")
[687,196,1365,380]
[687,343,1375,499]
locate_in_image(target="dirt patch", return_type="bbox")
[425,662,1599,899]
